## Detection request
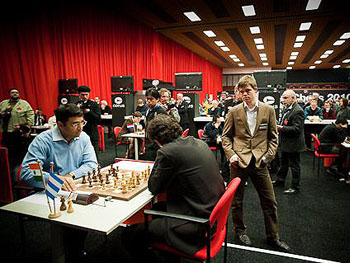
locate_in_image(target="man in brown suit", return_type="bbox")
[222,75,290,252]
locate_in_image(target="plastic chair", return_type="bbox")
[0,146,14,203]
[114,126,130,157]
[182,128,189,138]
[311,133,340,177]
[97,125,105,151]
[198,129,218,159]
[144,177,241,263]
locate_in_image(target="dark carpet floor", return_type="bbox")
[1,136,349,263]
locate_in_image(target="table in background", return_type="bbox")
[121,132,145,160]
[31,125,50,136]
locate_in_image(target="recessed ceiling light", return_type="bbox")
[320,54,329,59]
[295,35,306,42]
[340,32,350,39]
[229,54,237,59]
[294,42,303,48]
[203,30,216,37]
[214,41,225,46]
[309,66,316,69]
[221,47,230,51]
[262,62,269,66]
[324,50,334,55]
[242,5,256,16]
[256,44,264,50]
[238,63,245,67]
[254,38,263,44]
[306,0,322,11]
[333,65,341,68]
[288,61,295,65]
[261,57,267,61]
[259,53,267,57]
[249,26,261,34]
[233,58,240,62]
[314,60,322,64]
[333,40,345,46]
[342,59,350,63]
[286,67,292,70]
[299,22,312,31]
[291,52,299,56]
[183,11,201,22]
[290,55,297,60]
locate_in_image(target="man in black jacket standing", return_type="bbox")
[76,86,101,160]
[176,93,189,131]
[273,90,305,194]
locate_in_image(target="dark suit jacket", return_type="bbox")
[148,136,225,255]
[77,100,101,141]
[177,100,189,126]
[278,103,305,153]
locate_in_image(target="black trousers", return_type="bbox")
[276,152,301,190]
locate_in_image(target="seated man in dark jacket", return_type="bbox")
[123,114,225,262]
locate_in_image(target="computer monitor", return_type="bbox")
[111,76,134,92]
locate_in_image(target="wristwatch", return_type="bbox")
[67,172,76,179]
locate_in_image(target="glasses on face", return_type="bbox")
[71,120,87,128]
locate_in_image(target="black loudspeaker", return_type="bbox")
[175,73,202,91]
[58,95,80,105]
[182,93,200,136]
[142,79,175,90]
[111,76,134,92]
[111,94,134,127]
[253,70,286,88]
[58,79,78,94]
[258,91,281,120]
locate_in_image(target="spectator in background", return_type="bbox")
[100,100,112,138]
[135,98,149,116]
[208,100,222,116]
[313,92,324,108]
[158,88,180,122]
[336,98,350,120]
[100,100,112,115]
[303,95,313,109]
[304,99,323,120]
[323,101,336,119]
[176,93,190,131]
[94,96,100,105]
[34,107,47,126]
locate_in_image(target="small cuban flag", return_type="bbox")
[28,163,42,182]
[46,171,64,200]
[127,123,134,131]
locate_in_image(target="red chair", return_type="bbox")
[113,126,130,157]
[0,147,14,203]
[182,128,189,138]
[311,133,340,177]
[144,177,241,263]
[198,129,218,159]
[97,125,105,151]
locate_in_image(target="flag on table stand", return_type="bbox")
[28,163,43,182]
[46,171,64,200]
[127,123,134,131]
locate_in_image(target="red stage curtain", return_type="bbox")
[0,7,222,116]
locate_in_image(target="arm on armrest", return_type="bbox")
[144,209,209,225]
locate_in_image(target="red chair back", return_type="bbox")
[114,126,123,141]
[193,177,241,258]
[198,129,204,139]
[311,133,320,152]
[0,147,14,203]
[97,125,105,151]
[182,128,189,138]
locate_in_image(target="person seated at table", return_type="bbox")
[207,100,223,117]
[304,99,323,120]
[135,98,149,116]
[336,98,350,120]
[117,111,144,158]
[319,118,348,177]
[34,107,47,126]
[122,114,225,262]
[100,100,113,138]
[323,101,336,119]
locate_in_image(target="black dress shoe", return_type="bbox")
[272,180,284,187]
[234,234,252,246]
[283,188,299,195]
[267,239,290,252]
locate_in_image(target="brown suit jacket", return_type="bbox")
[222,101,278,168]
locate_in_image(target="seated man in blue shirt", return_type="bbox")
[21,103,97,191]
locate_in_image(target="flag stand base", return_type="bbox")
[48,212,61,219]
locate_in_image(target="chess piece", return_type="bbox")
[136,173,140,185]
[82,175,87,184]
[67,198,74,213]
[106,173,110,184]
[60,196,67,211]
[113,178,118,188]
[92,169,97,182]
[88,176,93,187]
[122,180,127,193]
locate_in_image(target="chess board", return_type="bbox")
[75,160,153,201]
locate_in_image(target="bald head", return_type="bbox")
[281,90,296,107]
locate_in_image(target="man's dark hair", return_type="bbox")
[212,114,220,123]
[147,114,183,145]
[133,111,142,118]
[341,98,348,108]
[146,88,160,99]
[335,117,347,125]
[8,88,19,93]
[54,104,83,124]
